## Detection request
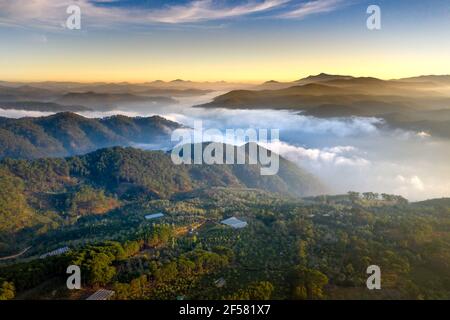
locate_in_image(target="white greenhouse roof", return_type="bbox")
[86,289,115,300]
[221,217,247,229]
[145,213,164,220]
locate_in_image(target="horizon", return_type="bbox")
[3,72,450,84]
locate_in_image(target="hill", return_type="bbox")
[0,145,324,253]
[0,112,182,159]
[197,74,450,138]
[55,92,177,110]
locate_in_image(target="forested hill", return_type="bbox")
[0,112,182,159]
[0,145,324,241]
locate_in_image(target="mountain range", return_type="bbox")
[0,112,182,159]
[0,144,324,252]
[196,73,450,138]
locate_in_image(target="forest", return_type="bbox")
[1,183,450,300]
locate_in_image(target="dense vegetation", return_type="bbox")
[0,112,181,159]
[0,143,448,300]
[0,146,323,255]
[1,188,449,300]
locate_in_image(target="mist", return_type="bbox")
[1,92,449,201]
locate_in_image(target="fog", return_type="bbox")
[1,92,450,201]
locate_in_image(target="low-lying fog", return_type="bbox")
[2,92,450,201]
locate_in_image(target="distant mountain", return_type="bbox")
[254,74,356,90]
[296,73,355,83]
[0,80,229,113]
[195,82,378,110]
[56,92,177,110]
[196,75,450,138]
[0,101,91,112]
[0,112,182,159]
[397,75,450,85]
[0,85,58,102]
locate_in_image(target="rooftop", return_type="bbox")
[39,246,70,259]
[221,217,247,229]
[86,289,115,301]
[145,213,164,220]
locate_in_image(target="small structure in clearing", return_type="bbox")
[86,289,115,300]
[40,246,70,259]
[221,217,247,229]
[214,278,226,288]
[145,212,164,220]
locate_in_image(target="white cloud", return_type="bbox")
[396,175,425,191]
[417,131,431,138]
[281,0,347,19]
[261,140,371,167]
[0,0,352,28]
[143,0,290,24]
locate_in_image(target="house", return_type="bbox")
[86,289,115,300]
[39,246,70,259]
[221,217,247,229]
[214,278,226,288]
[145,212,164,220]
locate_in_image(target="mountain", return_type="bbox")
[196,74,450,138]
[296,73,355,83]
[55,92,177,110]
[0,85,58,102]
[0,80,224,113]
[397,75,450,85]
[0,145,324,249]
[0,101,91,112]
[254,74,357,90]
[0,112,182,159]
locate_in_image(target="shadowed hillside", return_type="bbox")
[0,112,182,159]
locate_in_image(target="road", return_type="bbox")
[0,246,32,261]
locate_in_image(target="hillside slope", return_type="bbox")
[0,112,182,159]
[0,145,324,240]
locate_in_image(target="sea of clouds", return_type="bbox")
[1,92,449,201]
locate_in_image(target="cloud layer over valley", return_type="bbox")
[1,89,449,201]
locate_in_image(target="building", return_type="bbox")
[145,212,164,220]
[86,289,115,300]
[214,278,226,288]
[221,217,247,229]
[39,246,70,259]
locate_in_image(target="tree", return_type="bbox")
[0,281,15,300]
[85,252,116,286]
[292,267,328,300]
[348,191,360,202]
[226,281,274,300]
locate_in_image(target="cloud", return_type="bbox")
[395,175,425,191]
[0,0,352,29]
[142,0,290,24]
[281,0,348,19]
[261,140,371,167]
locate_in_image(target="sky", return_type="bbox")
[1,0,450,82]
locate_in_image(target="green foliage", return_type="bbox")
[0,146,449,300]
[0,280,15,300]
[0,168,34,233]
[226,281,274,300]
[291,267,328,300]
[0,112,180,159]
[145,224,174,247]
